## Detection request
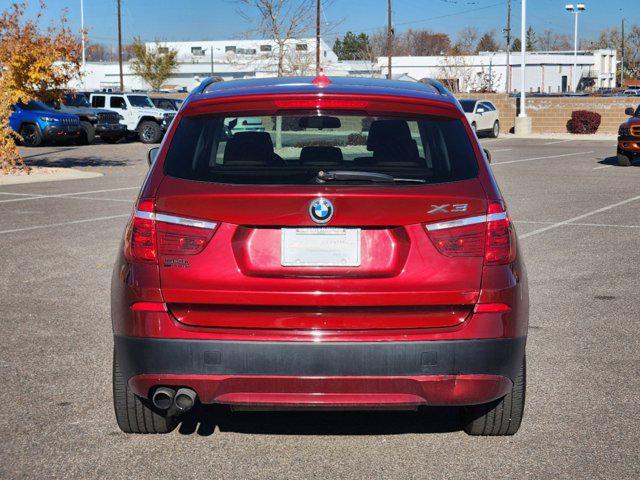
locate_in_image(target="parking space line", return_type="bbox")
[489,148,512,152]
[517,220,640,228]
[0,186,139,204]
[520,194,640,239]
[0,192,47,197]
[544,139,575,145]
[492,151,594,166]
[593,165,613,170]
[65,195,134,203]
[0,214,130,235]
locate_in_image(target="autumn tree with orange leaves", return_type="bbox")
[0,1,82,174]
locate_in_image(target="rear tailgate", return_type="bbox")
[155,177,487,329]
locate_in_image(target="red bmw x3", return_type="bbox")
[112,76,528,436]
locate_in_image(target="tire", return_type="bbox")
[490,120,500,138]
[112,348,177,434]
[101,135,123,144]
[462,355,526,436]
[138,121,162,144]
[19,124,43,147]
[617,153,632,167]
[77,121,96,145]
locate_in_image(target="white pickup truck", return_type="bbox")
[89,93,175,143]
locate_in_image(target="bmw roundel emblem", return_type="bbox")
[309,198,334,224]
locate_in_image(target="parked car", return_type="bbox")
[459,99,500,138]
[623,90,640,97]
[111,76,528,436]
[9,100,80,147]
[46,93,126,144]
[617,104,640,166]
[89,93,175,143]
[151,97,183,111]
[224,116,265,133]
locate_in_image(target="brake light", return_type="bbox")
[424,202,516,264]
[124,200,218,264]
[157,219,216,255]
[124,199,157,263]
[426,221,485,257]
[484,202,516,265]
[274,99,368,109]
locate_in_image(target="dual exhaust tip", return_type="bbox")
[152,387,196,412]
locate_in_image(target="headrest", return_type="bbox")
[299,146,344,165]
[223,132,276,165]
[366,120,413,151]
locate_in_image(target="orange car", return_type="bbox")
[618,104,640,166]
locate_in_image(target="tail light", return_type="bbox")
[484,202,516,265]
[124,199,218,264]
[425,201,516,265]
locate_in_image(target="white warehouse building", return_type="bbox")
[73,37,616,95]
[378,50,617,93]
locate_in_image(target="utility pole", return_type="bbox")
[210,46,214,76]
[80,0,86,67]
[315,0,321,76]
[620,18,625,88]
[505,0,511,92]
[117,0,124,92]
[387,0,392,79]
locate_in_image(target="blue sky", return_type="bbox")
[21,0,629,47]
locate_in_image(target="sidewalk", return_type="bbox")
[507,132,617,141]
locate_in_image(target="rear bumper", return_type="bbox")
[115,335,525,407]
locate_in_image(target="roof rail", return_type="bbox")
[418,78,451,96]
[193,76,225,94]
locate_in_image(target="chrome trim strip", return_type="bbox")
[134,210,217,229]
[486,212,508,222]
[134,210,154,220]
[155,213,217,230]
[426,214,487,231]
[425,211,507,232]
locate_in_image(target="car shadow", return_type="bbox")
[176,405,462,437]
[24,156,130,168]
[598,155,639,167]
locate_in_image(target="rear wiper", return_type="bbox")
[316,170,426,184]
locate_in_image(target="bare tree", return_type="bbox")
[454,27,479,54]
[538,29,572,51]
[238,0,313,77]
[404,29,451,56]
[437,55,475,92]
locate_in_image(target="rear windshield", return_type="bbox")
[164,114,479,185]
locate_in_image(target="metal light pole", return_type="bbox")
[620,18,625,87]
[519,0,526,117]
[117,0,124,92]
[565,4,586,92]
[504,0,511,92]
[387,0,392,79]
[316,0,321,76]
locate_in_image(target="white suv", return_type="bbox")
[89,93,175,143]
[459,99,500,138]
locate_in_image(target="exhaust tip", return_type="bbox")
[151,387,175,410]
[174,388,197,412]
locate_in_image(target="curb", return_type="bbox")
[0,168,103,186]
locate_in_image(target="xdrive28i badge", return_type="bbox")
[309,198,334,224]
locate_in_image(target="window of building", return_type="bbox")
[225,45,237,53]
[237,48,256,55]
[296,43,307,51]
[191,46,204,56]
[260,44,272,52]
[158,47,169,54]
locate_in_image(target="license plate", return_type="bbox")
[281,228,361,267]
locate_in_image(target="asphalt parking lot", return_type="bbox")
[1,136,639,479]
